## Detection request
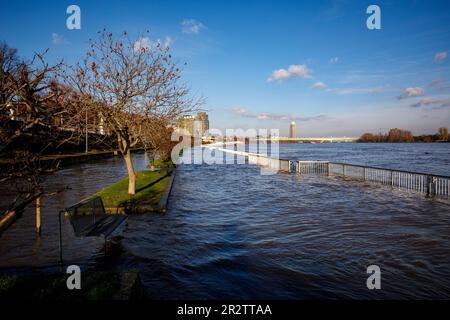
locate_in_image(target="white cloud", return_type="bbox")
[312,81,327,89]
[434,51,448,63]
[229,107,327,122]
[328,87,385,95]
[398,87,424,99]
[181,19,205,34]
[52,33,66,45]
[329,57,339,64]
[257,113,271,120]
[268,64,311,82]
[288,65,310,78]
[134,37,151,51]
[163,36,173,48]
[228,100,450,136]
[429,78,444,88]
[134,36,173,52]
[428,78,450,91]
[410,96,450,108]
[307,106,449,136]
[268,69,291,81]
[230,107,249,116]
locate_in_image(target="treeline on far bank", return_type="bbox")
[358,127,449,143]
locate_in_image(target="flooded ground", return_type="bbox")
[0,143,449,299]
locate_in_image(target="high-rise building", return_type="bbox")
[195,112,209,136]
[289,121,297,138]
[177,112,210,136]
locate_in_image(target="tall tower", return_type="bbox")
[195,112,210,136]
[289,121,297,138]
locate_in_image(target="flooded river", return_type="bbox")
[1,143,449,299]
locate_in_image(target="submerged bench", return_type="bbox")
[58,196,127,265]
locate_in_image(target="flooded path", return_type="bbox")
[1,144,450,299]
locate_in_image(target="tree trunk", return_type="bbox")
[36,196,41,236]
[124,150,136,195]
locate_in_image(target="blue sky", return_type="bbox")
[1,0,449,136]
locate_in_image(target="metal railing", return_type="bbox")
[207,146,450,199]
[327,162,450,197]
[298,161,329,174]
[252,156,449,198]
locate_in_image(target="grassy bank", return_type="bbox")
[89,170,172,212]
[149,159,175,168]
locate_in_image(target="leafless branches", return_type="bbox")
[1,30,202,201]
[0,42,85,212]
[69,30,200,194]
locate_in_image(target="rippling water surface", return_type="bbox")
[278,143,450,176]
[1,143,450,299]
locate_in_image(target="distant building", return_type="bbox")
[289,121,297,138]
[177,115,195,135]
[195,112,209,136]
[177,112,209,136]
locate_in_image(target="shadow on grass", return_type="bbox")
[117,172,171,213]
[135,172,170,193]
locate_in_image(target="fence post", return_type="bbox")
[431,176,436,196]
[426,175,434,196]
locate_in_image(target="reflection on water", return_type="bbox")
[0,144,450,299]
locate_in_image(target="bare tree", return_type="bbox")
[438,127,448,141]
[0,42,18,112]
[69,30,197,194]
[141,116,177,165]
[387,128,414,143]
[0,46,73,154]
[0,43,83,223]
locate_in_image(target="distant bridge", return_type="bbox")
[271,137,358,143]
[238,137,358,143]
[203,136,358,144]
